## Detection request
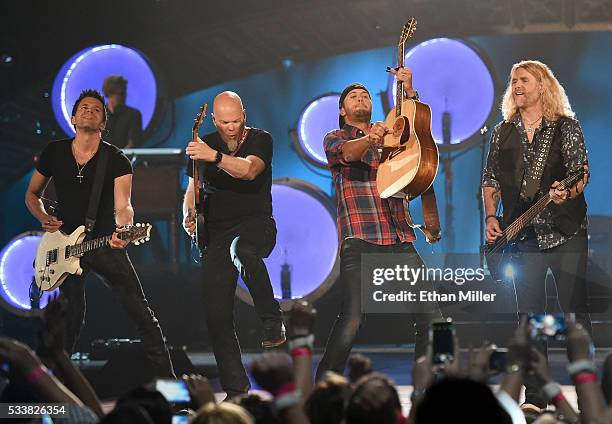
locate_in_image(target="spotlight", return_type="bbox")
[1,54,14,67]
[281,58,293,70]
[503,263,515,280]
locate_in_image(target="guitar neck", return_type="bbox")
[503,194,551,239]
[395,43,405,118]
[67,234,120,257]
[192,129,201,210]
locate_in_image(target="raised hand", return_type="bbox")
[288,300,316,337]
[250,352,294,395]
[566,319,594,362]
[183,374,215,409]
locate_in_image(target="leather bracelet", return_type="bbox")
[25,365,47,385]
[485,214,498,222]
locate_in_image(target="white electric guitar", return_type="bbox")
[34,223,152,291]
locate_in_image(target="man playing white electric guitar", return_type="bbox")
[25,89,175,378]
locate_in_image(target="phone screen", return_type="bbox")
[155,379,190,403]
[431,319,454,364]
[489,348,508,372]
[529,313,567,341]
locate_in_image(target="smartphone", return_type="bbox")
[155,379,191,403]
[430,318,455,364]
[489,348,508,372]
[528,313,567,341]
[172,415,190,424]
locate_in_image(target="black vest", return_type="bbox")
[495,118,586,236]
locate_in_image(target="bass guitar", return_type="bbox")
[484,169,585,281]
[191,103,208,256]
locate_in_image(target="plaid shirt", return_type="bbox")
[324,124,416,245]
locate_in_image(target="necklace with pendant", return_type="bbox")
[524,115,543,134]
[72,142,95,183]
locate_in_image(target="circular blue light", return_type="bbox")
[237,179,339,304]
[387,38,495,145]
[51,44,157,136]
[296,94,341,166]
[0,232,59,315]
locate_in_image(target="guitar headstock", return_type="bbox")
[399,18,417,45]
[123,223,153,246]
[192,103,208,142]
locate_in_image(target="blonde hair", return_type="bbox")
[501,60,575,122]
[189,402,254,424]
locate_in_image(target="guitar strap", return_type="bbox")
[403,186,441,244]
[85,143,109,234]
[520,120,562,201]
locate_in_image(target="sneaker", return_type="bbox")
[262,322,286,348]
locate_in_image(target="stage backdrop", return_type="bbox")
[1,31,611,259]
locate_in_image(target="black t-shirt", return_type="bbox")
[36,138,133,236]
[105,104,143,148]
[186,128,273,224]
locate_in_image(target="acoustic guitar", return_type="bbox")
[376,18,439,200]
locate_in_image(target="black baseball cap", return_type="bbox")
[338,82,370,128]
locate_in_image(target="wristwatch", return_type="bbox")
[213,150,223,165]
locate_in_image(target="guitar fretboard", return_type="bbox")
[65,232,132,259]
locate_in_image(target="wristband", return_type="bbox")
[25,365,48,385]
[574,372,597,385]
[273,381,296,397]
[541,382,562,401]
[288,334,314,351]
[213,150,223,165]
[567,359,596,378]
[291,347,312,359]
[552,393,566,405]
[274,390,301,410]
[485,214,499,222]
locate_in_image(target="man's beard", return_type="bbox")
[353,108,372,123]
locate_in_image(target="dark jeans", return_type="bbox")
[201,216,282,396]
[316,238,435,381]
[59,246,175,378]
[513,229,591,407]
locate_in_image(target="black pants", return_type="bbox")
[513,229,591,407]
[59,246,175,378]
[201,216,282,396]
[316,238,435,381]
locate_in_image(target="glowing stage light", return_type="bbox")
[292,94,341,168]
[51,44,158,137]
[504,264,515,280]
[0,232,59,316]
[387,38,496,150]
[237,179,339,309]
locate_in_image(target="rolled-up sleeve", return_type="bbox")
[482,125,502,190]
[324,130,348,168]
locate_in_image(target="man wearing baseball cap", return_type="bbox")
[316,67,434,380]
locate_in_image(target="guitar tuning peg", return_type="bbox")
[136,223,141,227]
[134,241,140,246]
[145,237,150,242]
